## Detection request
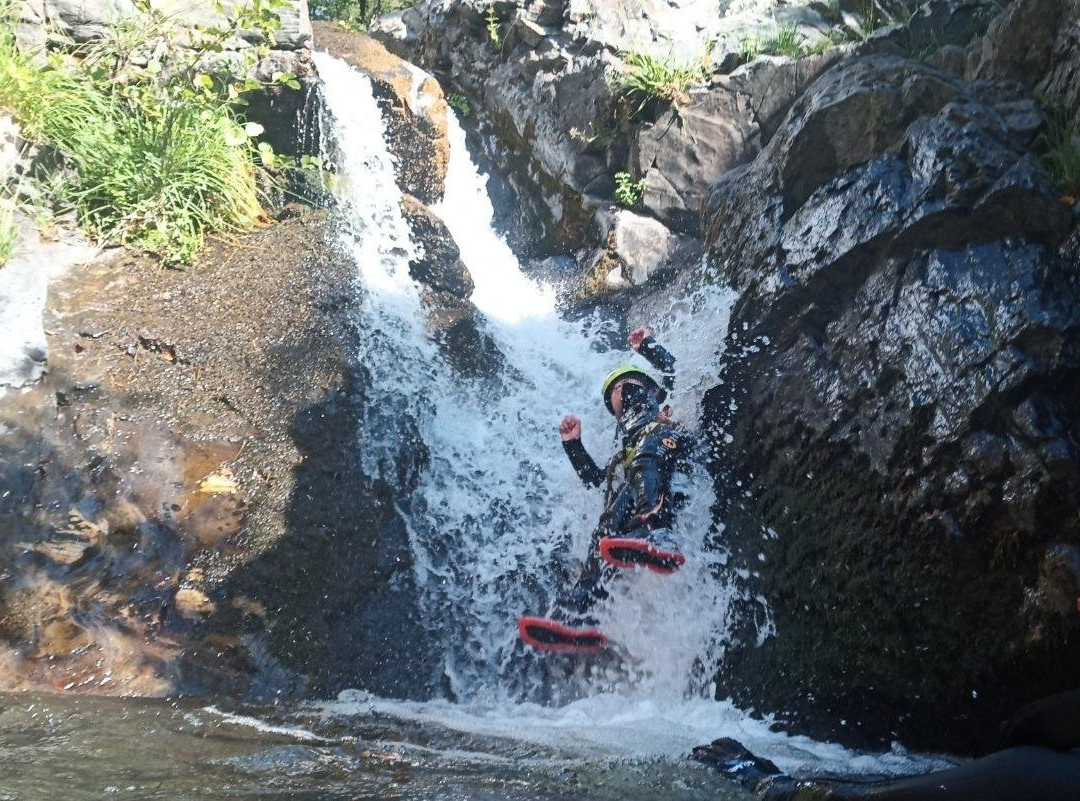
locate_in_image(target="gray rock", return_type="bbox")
[966,0,1065,87]
[400,194,475,299]
[717,51,841,142]
[1036,2,1080,116]
[699,54,1079,752]
[582,207,703,292]
[43,0,136,41]
[906,0,1000,55]
[630,89,759,233]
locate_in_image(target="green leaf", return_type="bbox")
[257,141,277,166]
[193,73,214,91]
[223,124,248,147]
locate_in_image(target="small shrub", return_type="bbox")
[446,93,470,117]
[1045,111,1080,201]
[614,171,646,207]
[617,50,707,116]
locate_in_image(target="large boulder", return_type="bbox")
[400,194,474,298]
[577,207,703,295]
[964,0,1080,118]
[699,55,1080,753]
[630,53,840,232]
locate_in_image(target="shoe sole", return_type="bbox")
[518,615,609,653]
[598,537,686,574]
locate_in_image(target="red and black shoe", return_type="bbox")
[598,537,686,575]
[518,616,609,653]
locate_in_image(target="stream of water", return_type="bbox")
[306,51,947,783]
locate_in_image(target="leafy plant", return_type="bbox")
[616,50,708,116]
[1044,110,1080,202]
[614,171,646,207]
[446,93,470,117]
[0,0,291,263]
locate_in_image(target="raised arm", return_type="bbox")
[559,414,604,488]
[628,327,675,390]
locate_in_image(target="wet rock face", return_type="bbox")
[315,24,449,204]
[400,194,474,298]
[0,209,436,700]
[701,55,1080,752]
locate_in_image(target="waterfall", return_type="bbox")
[310,52,941,778]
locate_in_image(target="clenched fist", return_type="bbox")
[558,414,582,442]
[628,326,651,350]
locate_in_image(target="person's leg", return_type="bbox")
[547,520,622,626]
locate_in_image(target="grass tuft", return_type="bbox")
[616,50,709,116]
[1044,111,1080,202]
[763,24,806,58]
[0,7,271,263]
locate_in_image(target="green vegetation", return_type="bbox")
[853,1,913,42]
[446,93,471,117]
[310,0,419,31]
[739,34,763,63]
[616,49,709,116]
[1044,111,1080,201]
[614,171,646,207]
[0,199,15,266]
[764,23,806,58]
[0,0,294,263]
[486,2,501,45]
[740,23,835,63]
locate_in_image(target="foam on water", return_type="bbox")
[313,51,945,779]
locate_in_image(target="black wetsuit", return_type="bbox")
[556,337,695,623]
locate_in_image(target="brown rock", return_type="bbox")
[174,588,217,619]
[313,22,449,203]
[33,619,93,659]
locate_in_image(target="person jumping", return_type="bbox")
[519,327,696,653]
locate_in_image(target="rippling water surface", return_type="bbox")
[0,693,751,801]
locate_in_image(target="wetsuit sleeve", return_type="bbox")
[636,336,676,390]
[562,438,605,488]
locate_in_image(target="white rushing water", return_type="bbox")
[311,52,945,780]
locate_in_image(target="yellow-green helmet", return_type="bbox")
[601,364,662,414]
